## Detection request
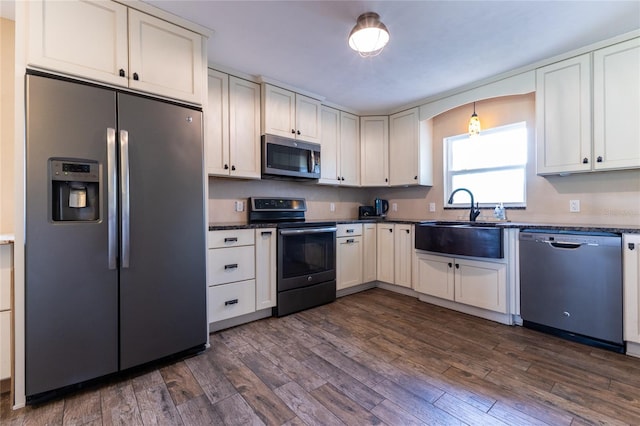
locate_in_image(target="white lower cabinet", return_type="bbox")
[377,223,413,287]
[415,252,507,314]
[362,223,377,283]
[207,228,276,325]
[255,229,277,310]
[337,224,363,290]
[623,234,640,357]
[0,243,13,381]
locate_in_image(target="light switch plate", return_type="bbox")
[429,202,436,212]
[392,203,398,212]
[235,201,244,212]
[569,199,580,212]
[330,203,335,212]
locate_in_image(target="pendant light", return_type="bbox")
[348,12,390,57]
[468,102,481,137]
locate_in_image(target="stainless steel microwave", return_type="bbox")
[261,134,321,179]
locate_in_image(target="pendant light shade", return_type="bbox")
[348,12,390,57]
[468,102,481,137]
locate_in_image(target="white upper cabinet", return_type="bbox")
[340,112,361,186]
[319,107,360,186]
[27,0,129,86]
[536,37,640,175]
[593,38,640,171]
[262,84,321,143]
[127,9,203,104]
[389,108,433,186]
[207,70,261,179]
[27,0,205,104]
[360,116,389,186]
[536,54,592,174]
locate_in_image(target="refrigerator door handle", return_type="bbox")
[107,128,117,270]
[120,130,131,268]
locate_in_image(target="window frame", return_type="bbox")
[443,121,528,209]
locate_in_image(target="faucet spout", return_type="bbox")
[447,188,481,222]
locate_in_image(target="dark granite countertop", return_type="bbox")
[210,219,640,234]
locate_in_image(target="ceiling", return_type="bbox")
[4,1,640,114]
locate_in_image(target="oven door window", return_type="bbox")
[280,232,334,278]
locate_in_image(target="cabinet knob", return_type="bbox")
[414,176,418,180]
[385,178,388,182]
[133,72,139,81]
[629,243,636,251]
[341,177,345,181]
[582,157,589,164]
[597,156,603,163]
[119,68,126,77]
[448,262,452,268]
[224,164,229,170]
[297,130,301,135]
[405,229,410,234]
[291,129,296,134]
[389,228,393,233]
[231,165,236,171]
[455,263,460,269]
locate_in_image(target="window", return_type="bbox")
[444,121,527,207]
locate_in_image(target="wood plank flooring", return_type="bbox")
[3,287,640,425]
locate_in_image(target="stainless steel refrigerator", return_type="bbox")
[25,73,207,401]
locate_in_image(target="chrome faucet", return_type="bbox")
[448,188,481,222]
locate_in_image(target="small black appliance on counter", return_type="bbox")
[358,206,375,219]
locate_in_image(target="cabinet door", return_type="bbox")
[624,234,640,344]
[362,223,377,283]
[206,69,230,176]
[340,112,361,186]
[27,0,129,87]
[593,38,640,171]
[296,94,322,143]
[229,77,261,179]
[394,224,413,288]
[255,229,277,310]
[262,84,296,138]
[377,224,394,283]
[319,106,340,184]
[390,108,419,186]
[0,310,9,380]
[454,258,507,313]
[128,9,203,104]
[536,54,592,174]
[415,253,454,300]
[361,116,389,186]
[337,236,363,290]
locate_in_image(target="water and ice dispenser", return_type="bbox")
[50,159,100,221]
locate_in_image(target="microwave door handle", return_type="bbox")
[309,150,315,173]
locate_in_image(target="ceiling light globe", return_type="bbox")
[348,12,389,57]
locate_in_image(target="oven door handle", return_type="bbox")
[279,227,337,236]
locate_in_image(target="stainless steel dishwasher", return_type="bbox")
[519,229,623,352]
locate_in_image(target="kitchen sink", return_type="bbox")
[415,221,503,258]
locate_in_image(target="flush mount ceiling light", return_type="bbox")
[348,12,390,57]
[468,102,481,137]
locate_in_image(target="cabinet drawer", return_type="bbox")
[337,223,363,237]
[208,280,256,323]
[209,245,255,285]
[208,229,254,248]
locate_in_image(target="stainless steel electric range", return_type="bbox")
[249,197,336,317]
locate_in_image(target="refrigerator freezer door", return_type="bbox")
[117,94,207,369]
[26,75,119,397]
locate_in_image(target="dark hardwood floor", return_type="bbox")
[3,287,640,425]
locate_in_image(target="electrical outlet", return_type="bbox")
[429,202,436,212]
[330,203,335,212]
[392,203,398,212]
[569,199,580,213]
[235,201,244,212]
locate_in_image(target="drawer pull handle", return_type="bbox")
[261,231,272,236]
[346,238,355,243]
[346,229,355,233]
[225,299,239,306]
[224,264,238,270]
[224,237,238,243]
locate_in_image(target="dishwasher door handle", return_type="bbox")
[543,240,588,249]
